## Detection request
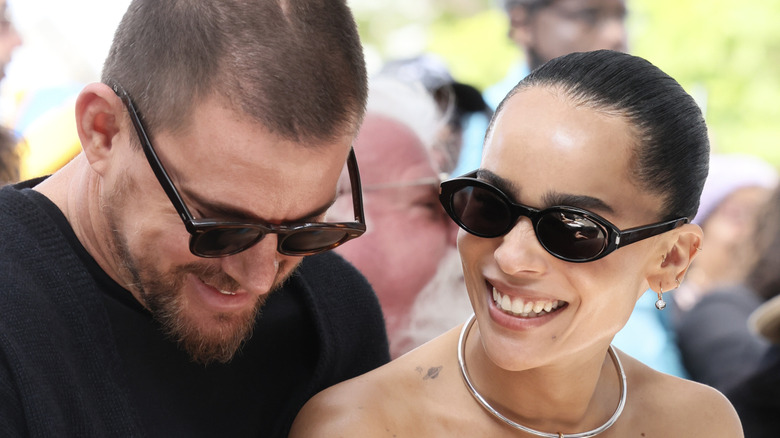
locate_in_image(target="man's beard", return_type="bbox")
[103,173,285,365]
[131,259,268,366]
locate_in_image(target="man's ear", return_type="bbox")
[646,223,704,294]
[75,82,125,176]
[507,6,533,48]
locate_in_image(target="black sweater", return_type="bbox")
[0,182,389,437]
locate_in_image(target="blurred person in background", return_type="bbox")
[331,75,461,358]
[0,0,21,82]
[0,0,21,185]
[454,0,628,175]
[730,264,780,438]
[676,155,779,391]
[380,54,492,175]
[0,126,18,184]
[674,153,778,314]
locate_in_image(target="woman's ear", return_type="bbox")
[646,223,704,294]
[75,82,125,176]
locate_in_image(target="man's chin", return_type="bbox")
[147,289,266,366]
[175,305,263,365]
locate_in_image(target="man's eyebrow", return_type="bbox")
[186,189,338,224]
[475,168,615,214]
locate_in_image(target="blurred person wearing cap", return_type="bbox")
[330,75,465,358]
[675,153,779,391]
[453,0,628,175]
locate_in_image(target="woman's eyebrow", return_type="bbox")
[475,168,520,198]
[475,168,615,214]
[542,192,615,215]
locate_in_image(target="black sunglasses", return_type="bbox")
[439,171,688,263]
[111,82,366,258]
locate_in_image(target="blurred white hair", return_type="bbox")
[365,75,444,155]
[390,248,472,357]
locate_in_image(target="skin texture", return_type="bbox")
[334,114,455,352]
[509,0,628,70]
[36,82,354,365]
[289,87,743,438]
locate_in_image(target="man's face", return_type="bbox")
[511,0,628,70]
[103,94,352,364]
[333,114,454,333]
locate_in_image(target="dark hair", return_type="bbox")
[487,50,709,220]
[101,0,367,143]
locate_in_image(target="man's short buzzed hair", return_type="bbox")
[102,0,367,143]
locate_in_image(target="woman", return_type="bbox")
[290,50,742,437]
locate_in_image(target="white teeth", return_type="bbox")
[512,298,525,314]
[501,295,512,312]
[492,287,564,318]
[219,290,236,296]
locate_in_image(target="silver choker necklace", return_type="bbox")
[457,314,627,438]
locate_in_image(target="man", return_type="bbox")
[0,1,389,436]
[454,0,628,174]
[331,77,464,357]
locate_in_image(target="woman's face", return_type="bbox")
[460,86,668,370]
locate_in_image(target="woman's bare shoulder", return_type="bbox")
[290,326,464,438]
[619,351,744,437]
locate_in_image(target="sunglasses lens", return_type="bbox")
[279,229,351,255]
[536,211,607,261]
[192,227,264,257]
[450,185,514,237]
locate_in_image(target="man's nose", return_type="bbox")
[218,234,282,296]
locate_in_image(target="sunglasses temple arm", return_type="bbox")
[112,82,199,230]
[347,148,366,227]
[617,218,688,248]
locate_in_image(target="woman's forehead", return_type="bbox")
[482,87,662,224]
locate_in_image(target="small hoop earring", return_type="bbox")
[655,284,667,310]
[675,278,681,289]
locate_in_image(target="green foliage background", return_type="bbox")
[351,0,780,167]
